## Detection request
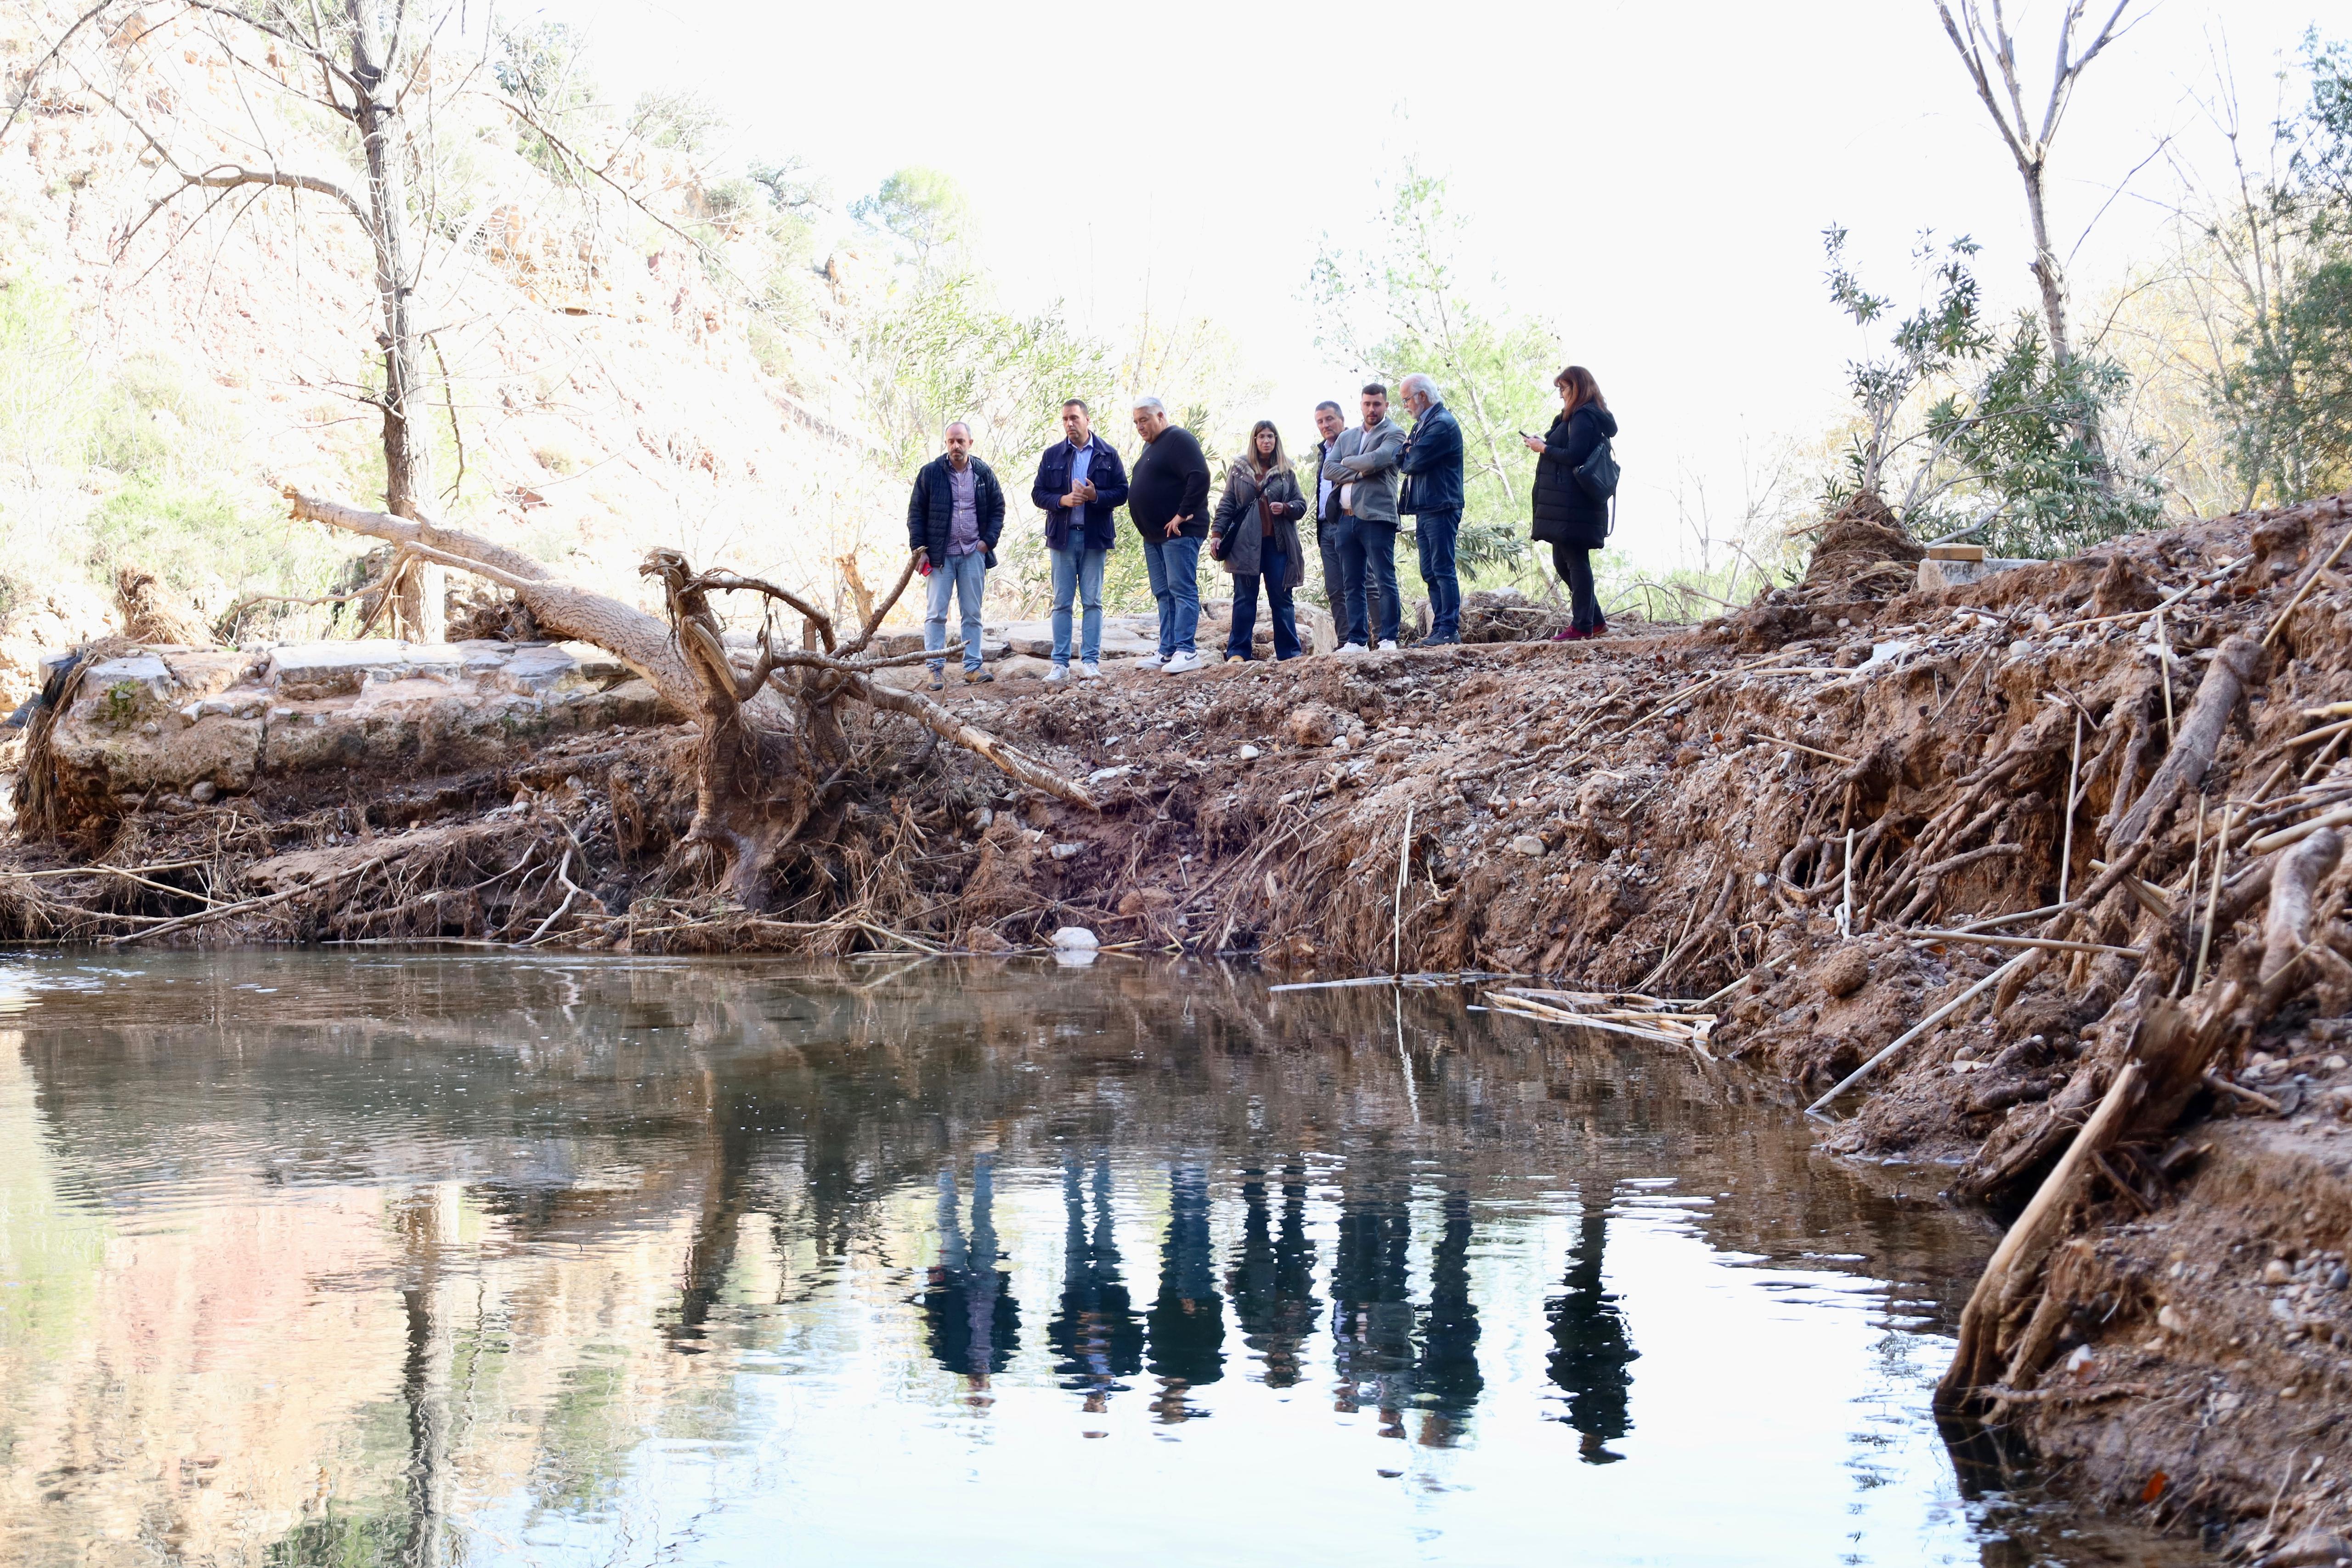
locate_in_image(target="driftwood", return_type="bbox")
[284,489,1097,908]
[2105,634,2260,851]
[1939,828,2345,1410]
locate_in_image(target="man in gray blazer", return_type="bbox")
[1323,382,1407,651]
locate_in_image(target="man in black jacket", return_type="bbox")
[1127,396,1211,674]
[906,422,1005,689]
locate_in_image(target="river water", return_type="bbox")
[0,951,2187,1567]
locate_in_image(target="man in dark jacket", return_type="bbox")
[1030,399,1129,682]
[906,421,1005,689]
[1398,374,1464,645]
[1127,396,1211,674]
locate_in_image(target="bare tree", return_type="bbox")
[40,0,486,639]
[1931,0,2141,372]
[6,0,742,640]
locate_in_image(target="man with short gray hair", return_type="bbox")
[1398,373,1464,645]
[1126,396,1211,674]
[907,421,1005,690]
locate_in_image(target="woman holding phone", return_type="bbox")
[1526,365,1617,640]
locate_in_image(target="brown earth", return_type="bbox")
[9,493,2352,1555]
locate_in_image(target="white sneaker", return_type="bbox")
[1137,652,1165,669]
[1044,664,1070,684]
[1163,650,1202,674]
[1336,642,1368,656]
[1077,661,1102,680]
[1377,639,1399,651]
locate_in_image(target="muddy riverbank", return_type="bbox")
[7,490,2352,1554]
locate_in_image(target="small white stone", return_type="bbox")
[1050,842,1085,861]
[189,781,217,804]
[1050,926,1098,949]
[1510,834,1547,857]
[1238,745,1261,760]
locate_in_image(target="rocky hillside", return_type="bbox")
[0,0,903,706]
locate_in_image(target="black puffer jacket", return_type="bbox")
[906,454,1006,565]
[1530,404,1618,548]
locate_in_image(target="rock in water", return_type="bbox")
[1051,926,1098,950]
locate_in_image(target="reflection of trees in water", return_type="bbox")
[8,954,2007,1559]
[1415,1189,1483,1445]
[1547,1205,1640,1464]
[1146,1164,1225,1421]
[922,1157,1020,1384]
[1048,1156,1142,1408]
[1227,1166,1318,1390]
[1330,1175,1416,1438]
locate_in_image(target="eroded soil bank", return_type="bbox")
[9,492,2352,1557]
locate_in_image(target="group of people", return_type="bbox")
[905,365,1617,687]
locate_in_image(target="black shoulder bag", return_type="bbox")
[1574,435,1621,536]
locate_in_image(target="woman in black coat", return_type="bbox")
[1526,365,1617,640]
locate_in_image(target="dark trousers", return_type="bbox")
[1315,521,1380,642]
[1552,543,1603,634]
[1228,547,1302,660]
[1334,517,1401,645]
[1414,509,1461,640]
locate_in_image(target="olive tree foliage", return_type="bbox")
[1822,226,2158,558]
[1310,168,1558,583]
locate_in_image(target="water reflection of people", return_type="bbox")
[1146,1163,1225,1420]
[922,1156,1020,1391]
[1226,1165,1319,1389]
[1048,1156,1144,1410]
[1331,1179,1415,1438]
[1414,1189,1483,1445]
[1546,1207,1639,1463]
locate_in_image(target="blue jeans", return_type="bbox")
[1333,518,1400,645]
[1140,533,1202,657]
[923,549,987,672]
[1050,545,1106,665]
[1415,509,1462,640]
[1227,548,1302,660]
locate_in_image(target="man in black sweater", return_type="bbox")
[1127,396,1211,674]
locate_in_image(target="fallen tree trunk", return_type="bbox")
[284,490,1097,909]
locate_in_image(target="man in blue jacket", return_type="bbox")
[1031,399,1130,682]
[907,421,1006,690]
[1398,373,1464,646]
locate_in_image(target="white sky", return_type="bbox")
[553,0,2330,565]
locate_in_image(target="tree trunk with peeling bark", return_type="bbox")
[284,490,1099,908]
